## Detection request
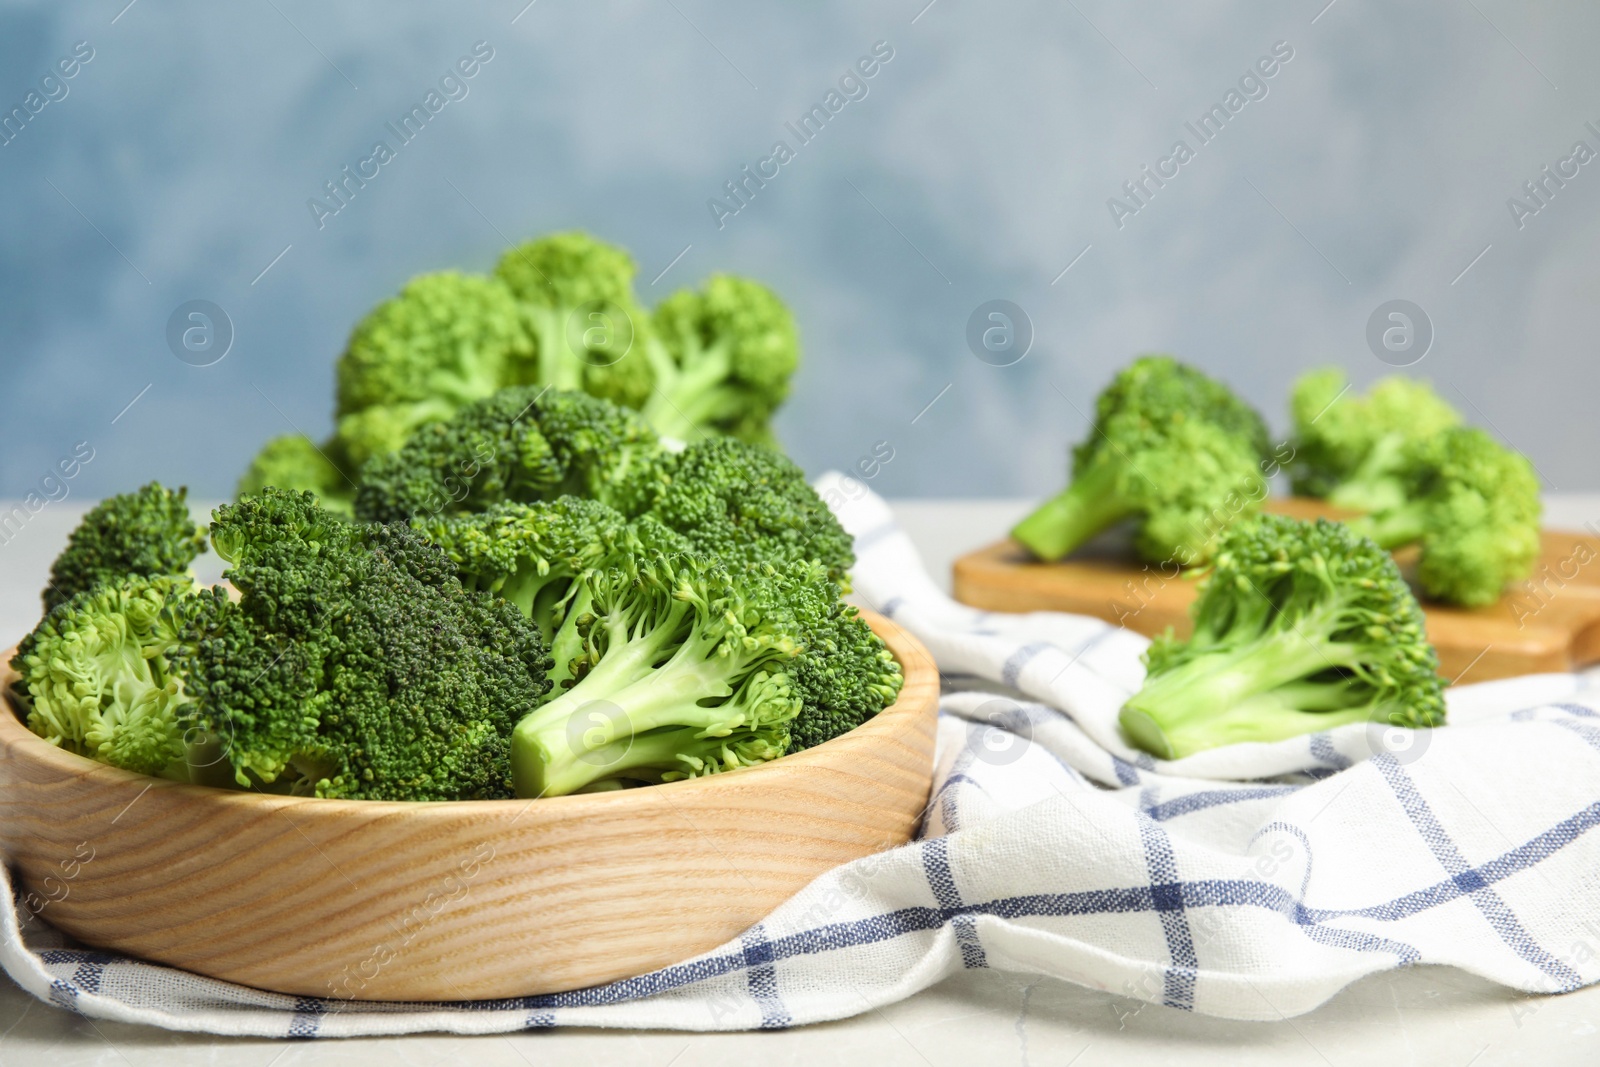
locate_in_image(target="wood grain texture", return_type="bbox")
[953,499,1600,685]
[0,612,939,1002]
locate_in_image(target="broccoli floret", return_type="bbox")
[642,435,856,588]
[15,490,551,801]
[510,542,809,798]
[421,496,895,756]
[1119,514,1445,759]
[1289,368,1462,510]
[12,574,197,777]
[494,232,656,412]
[1347,427,1541,606]
[236,434,354,516]
[331,272,533,470]
[508,537,812,796]
[45,483,208,612]
[1011,356,1271,565]
[641,274,799,447]
[417,497,632,642]
[193,490,550,799]
[785,580,904,751]
[354,387,671,525]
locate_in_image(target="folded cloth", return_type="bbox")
[4,475,1599,1036]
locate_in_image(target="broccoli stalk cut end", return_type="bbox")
[1010,460,1134,561]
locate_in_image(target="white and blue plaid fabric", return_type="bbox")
[5,474,1600,1036]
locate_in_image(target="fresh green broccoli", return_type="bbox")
[1119,514,1445,760]
[236,434,354,516]
[1011,356,1272,565]
[642,435,856,588]
[416,497,632,643]
[494,232,656,412]
[13,489,551,801]
[1346,427,1541,606]
[13,574,199,778]
[419,493,895,758]
[1289,368,1462,511]
[509,531,813,798]
[354,387,671,525]
[641,274,799,447]
[330,271,533,470]
[45,483,208,612]
[784,579,904,751]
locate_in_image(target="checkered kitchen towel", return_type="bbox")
[5,475,1600,1036]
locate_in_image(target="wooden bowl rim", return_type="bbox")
[0,609,937,823]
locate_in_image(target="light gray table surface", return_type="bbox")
[2,496,1599,1066]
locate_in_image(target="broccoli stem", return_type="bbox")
[546,585,596,689]
[553,726,757,791]
[497,564,577,643]
[529,308,588,392]
[512,603,797,796]
[1011,460,1135,561]
[1325,433,1410,514]
[1346,507,1428,551]
[1119,629,1372,759]
[511,637,749,796]
[642,339,736,440]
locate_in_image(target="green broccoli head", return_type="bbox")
[1011,356,1271,565]
[1349,426,1542,607]
[783,569,904,751]
[173,489,552,800]
[416,497,632,641]
[12,574,196,777]
[1289,368,1462,508]
[510,542,807,798]
[236,434,354,516]
[331,271,532,469]
[642,435,856,588]
[494,232,656,412]
[642,273,799,446]
[1086,354,1271,461]
[353,387,671,525]
[45,483,208,612]
[1119,514,1445,760]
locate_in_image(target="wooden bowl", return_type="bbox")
[0,612,938,1001]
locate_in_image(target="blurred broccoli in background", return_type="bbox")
[1120,514,1445,760]
[235,434,353,515]
[332,271,533,470]
[1010,355,1272,566]
[44,482,207,612]
[1288,368,1462,512]
[1346,426,1542,606]
[493,231,657,412]
[236,232,806,507]
[643,273,799,447]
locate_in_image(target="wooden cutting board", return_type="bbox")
[952,498,1600,685]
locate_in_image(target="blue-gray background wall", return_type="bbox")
[1,0,1596,502]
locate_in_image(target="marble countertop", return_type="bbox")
[3,496,1599,1066]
